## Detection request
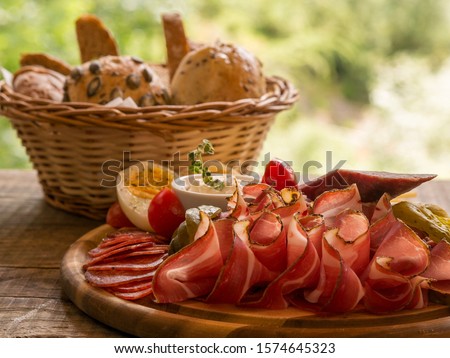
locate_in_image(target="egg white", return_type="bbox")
[116,165,153,232]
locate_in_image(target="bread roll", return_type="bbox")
[13,65,65,101]
[65,56,170,106]
[171,42,266,105]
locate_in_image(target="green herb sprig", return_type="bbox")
[188,139,225,191]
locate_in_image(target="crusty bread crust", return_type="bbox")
[20,53,72,75]
[13,65,65,101]
[65,56,170,106]
[161,13,190,80]
[171,42,266,104]
[76,14,119,63]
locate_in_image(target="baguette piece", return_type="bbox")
[76,14,119,63]
[161,13,190,79]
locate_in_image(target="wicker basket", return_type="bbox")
[0,76,298,220]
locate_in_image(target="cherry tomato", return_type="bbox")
[106,201,135,228]
[261,158,298,191]
[148,188,185,239]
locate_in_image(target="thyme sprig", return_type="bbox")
[188,139,225,191]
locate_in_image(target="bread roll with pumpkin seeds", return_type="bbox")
[171,42,266,105]
[64,55,170,106]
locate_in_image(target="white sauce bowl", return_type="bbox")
[172,174,254,210]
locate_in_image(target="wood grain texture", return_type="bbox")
[0,170,128,337]
[2,169,450,338]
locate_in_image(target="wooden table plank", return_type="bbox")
[0,297,130,337]
[0,170,129,337]
[0,171,102,268]
[1,169,450,338]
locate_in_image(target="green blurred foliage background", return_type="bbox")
[1,0,450,177]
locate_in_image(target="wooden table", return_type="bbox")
[0,170,129,337]
[1,169,450,338]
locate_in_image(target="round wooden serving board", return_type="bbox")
[61,224,450,337]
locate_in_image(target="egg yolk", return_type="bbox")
[125,166,173,199]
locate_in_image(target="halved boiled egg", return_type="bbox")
[116,161,175,231]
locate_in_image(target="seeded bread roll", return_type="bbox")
[65,55,170,106]
[13,65,65,101]
[150,63,170,88]
[171,42,266,105]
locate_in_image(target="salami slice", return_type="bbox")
[84,229,169,301]
[106,286,153,300]
[89,237,157,257]
[299,169,436,202]
[86,254,167,271]
[84,242,160,268]
[111,280,152,293]
[92,247,168,265]
[85,268,156,287]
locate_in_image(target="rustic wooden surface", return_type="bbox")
[0,170,130,337]
[1,169,450,338]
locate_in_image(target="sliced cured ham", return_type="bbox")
[370,193,392,223]
[370,219,429,277]
[422,239,450,294]
[324,209,370,276]
[312,184,362,227]
[206,220,276,304]
[227,185,250,220]
[212,218,236,261]
[422,239,450,281]
[428,280,450,295]
[243,215,321,309]
[297,215,325,257]
[363,256,415,314]
[152,212,223,303]
[272,198,307,228]
[303,237,364,313]
[242,183,272,200]
[247,211,287,272]
[406,276,429,310]
[368,194,398,254]
[154,214,277,305]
